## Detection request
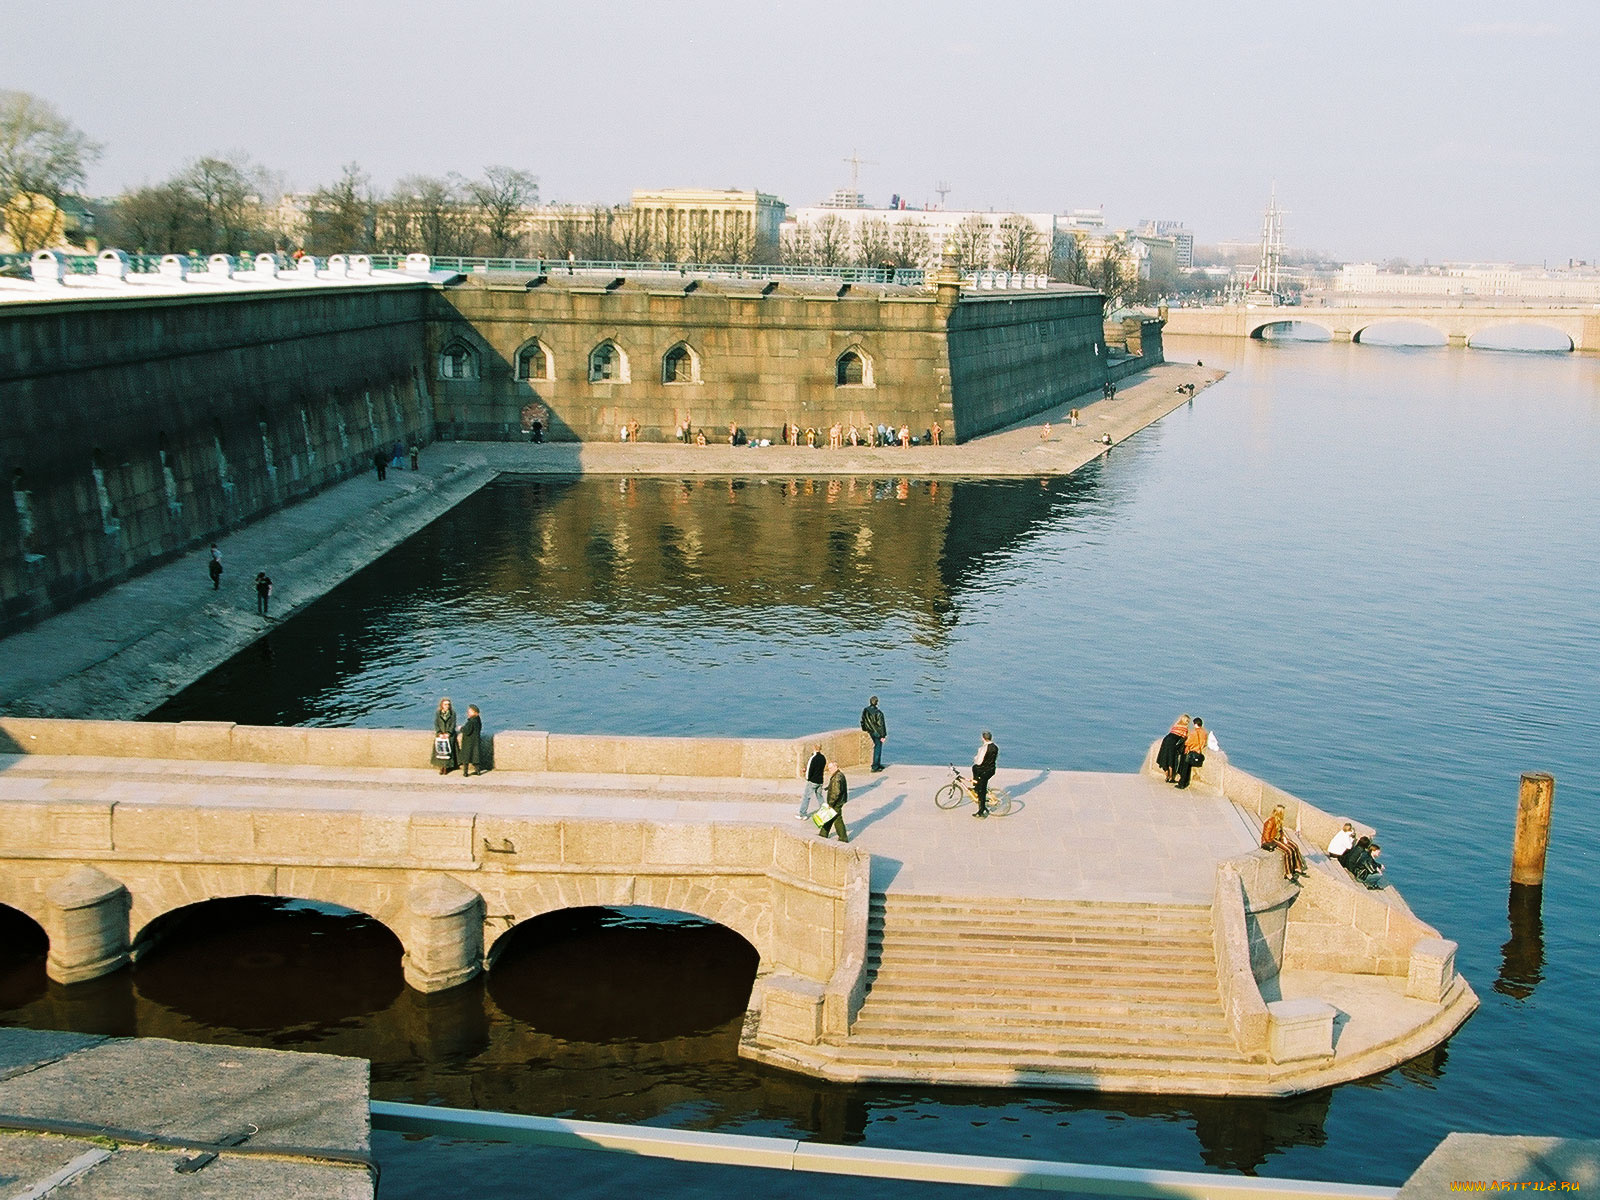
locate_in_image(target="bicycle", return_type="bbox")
[934,765,1014,817]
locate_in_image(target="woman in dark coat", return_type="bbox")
[432,697,458,774]
[1157,714,1189,783]
[459,705,482,778]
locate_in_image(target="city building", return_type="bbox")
[628,189,787,262]
[783,205,1058,272]
[1137,220,1194,268]
[1334,262,1600,302]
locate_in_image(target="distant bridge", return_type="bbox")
[1163,303,1600,351]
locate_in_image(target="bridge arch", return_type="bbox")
[1247,317,1334,340]
[1351,319,1448,346]
[1466,322,1575,352]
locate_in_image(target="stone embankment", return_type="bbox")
[0,361,1220,721]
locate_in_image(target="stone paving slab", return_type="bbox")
[0,1029,373,1199]
[1396,1133,1600,1197]
[0,754,1256,905]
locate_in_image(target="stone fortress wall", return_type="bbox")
[425,274,1135,445]
[0,285,436,633]
[1,268,1159,635]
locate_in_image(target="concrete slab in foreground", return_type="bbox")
[0,1027,373,1198]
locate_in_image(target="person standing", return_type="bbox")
[799,745,827,820]
[861,696,888,772]
[254,571,272,616]
[432,698,459,775]
[373,450,387,481]
[817,762,849,842]
[1158,714,1190,783]
[409,442,420,471]
[459,704,482,778]
[972,731,1000,818]
[1176,717,1207,789]
[207,544,223,590]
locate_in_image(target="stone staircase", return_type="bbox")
[752,892,1263,1092]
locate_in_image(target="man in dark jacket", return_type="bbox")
[972,731,999,818]
[817,762,849,842]
[861,696,888,772]
[799,745,827,820]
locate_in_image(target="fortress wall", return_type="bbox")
[0,286,433,633]
[427,279,958,444]
[944,289,1113,439]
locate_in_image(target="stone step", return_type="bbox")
[870,932,1216,958]
[871,894,1212,918]
[850,1012,1235,1046]
[814,1044,1257,1080]
[865,959,1219,985]
[839,1032,1246,1064]
[856,992,1228,1020]
[861,973,1222,1002]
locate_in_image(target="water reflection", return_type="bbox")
[1496,883,1545,1001]
[150,475,1088,730]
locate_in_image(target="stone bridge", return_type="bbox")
[1163,302,1600,350]
[0,716,1477,1096]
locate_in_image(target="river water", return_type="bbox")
[5,333,1598,1189]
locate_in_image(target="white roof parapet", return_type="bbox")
[295,255,320,278]
[326,254,350,278]
[403,253,432,275]
[158,254,189,281]
[349,255,373,278]
[208,254,235,280]
[254,253,280,279]
[97,250,130,280]
[30,251,65,284]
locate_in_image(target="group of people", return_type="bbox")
[1156,714,1211,789]
[1326,821,1385,887]
[372,441,420,480]
[205,543,274,617]
[430,697,484,777]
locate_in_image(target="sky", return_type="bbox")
[7,0,1598,265]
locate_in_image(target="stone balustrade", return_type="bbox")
[0,717,870,779]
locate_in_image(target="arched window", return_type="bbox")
[662,342,701,384]
[588,340,629,383]
[515,338,553,381]
[835,347,873,387]
[439,340,479,380]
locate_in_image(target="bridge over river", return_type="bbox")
[1163,302,1600,350]
[0,718,1476,1097]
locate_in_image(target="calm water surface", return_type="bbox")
[6,335,1599,1187]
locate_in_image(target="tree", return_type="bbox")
[996,215,1043,275]
[610,207,655,262]
[887,221,931,270]
[184,155,267,249]
[102,180,193,254]
[812,213,852,267]
[947,214,991,274]
[1050,232,1089,284]
[380,175,477,256]
[0,90,102,252]
[1090,240,1135,308]
[306,162,376,254]
[467,165,538,257]
[853,218,894,268]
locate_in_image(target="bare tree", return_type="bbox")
[380,174,477,256]
[782,222,818,266]
[682,212,721,263]
[716,220,755,265]
[306,162,376,254]
[996,215,1043,274]
[102,180,193,254]
[1050,231,1089,284]
[1091,240,1135,308]
[812,213,852,267]
[467,165,538,257]
[853,218,894,268]
[947,214,992,274]
[0,90,102,252]
[183,155,269,250]
[888,220,931,270]
[610,207,655,262]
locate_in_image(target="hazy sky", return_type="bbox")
[9,0,1598,264]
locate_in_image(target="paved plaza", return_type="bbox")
[0,753,1254,906]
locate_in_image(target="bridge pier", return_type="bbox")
[1331,328,1353,343]
[401,877,484,993]
[44,866,131,984]
[1448,331,1469,348]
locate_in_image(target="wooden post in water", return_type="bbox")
[1511,772,1555,886]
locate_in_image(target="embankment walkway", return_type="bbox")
[0,362,1220,720]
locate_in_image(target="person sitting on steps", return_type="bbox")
[1261,804,1307,880]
